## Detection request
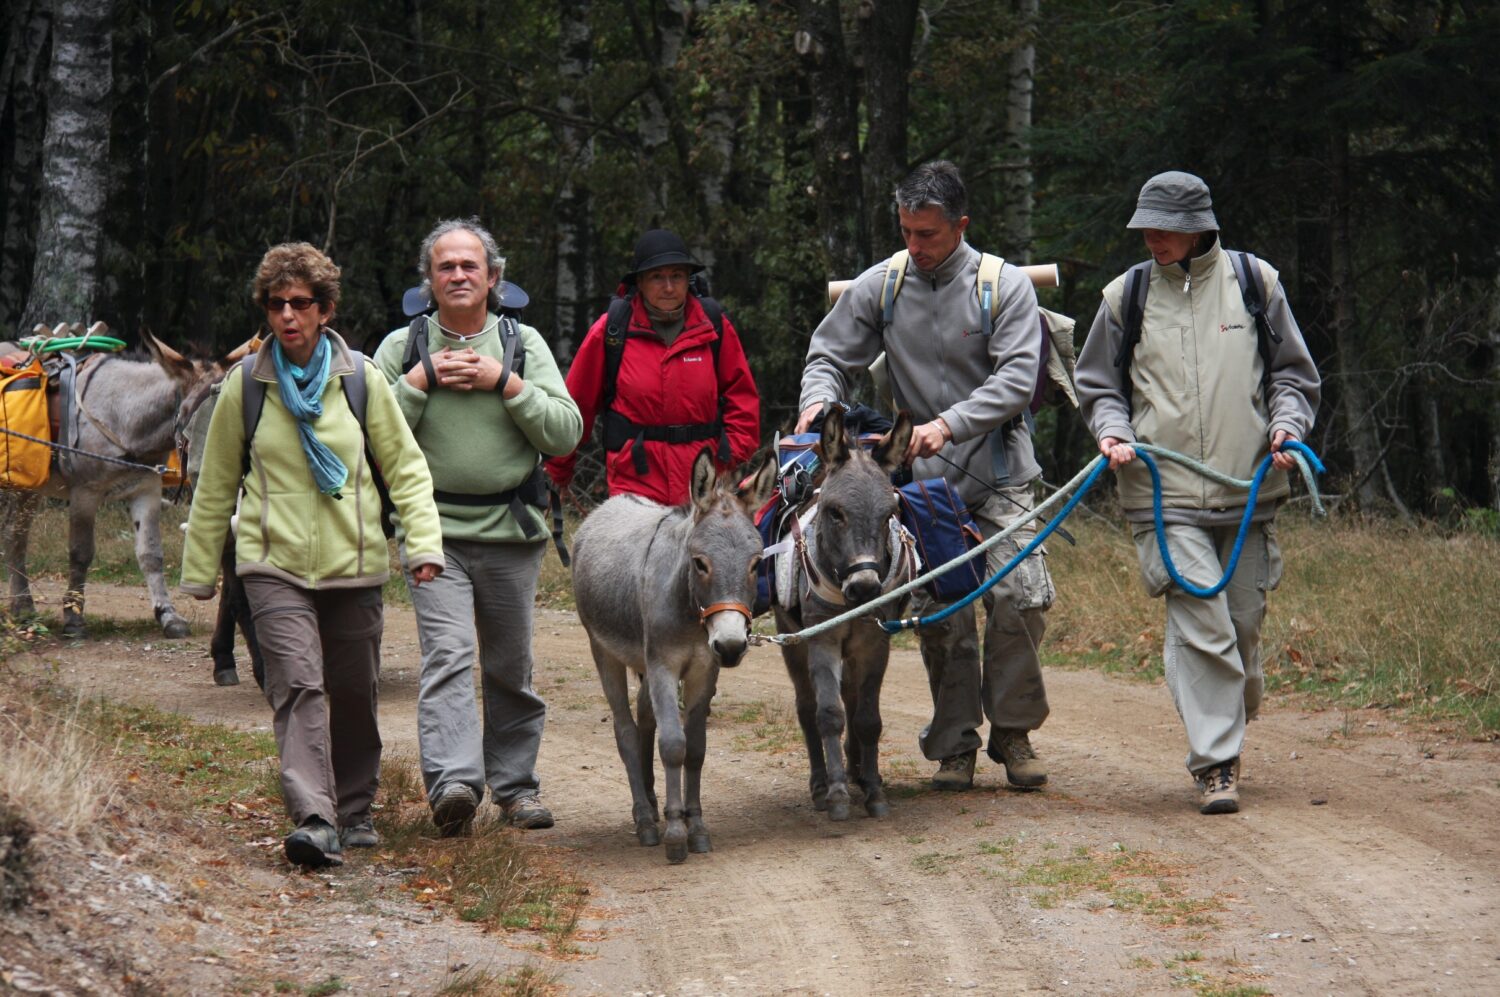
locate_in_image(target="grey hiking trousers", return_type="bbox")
[915,484,1055,762]
[402,538,547,807]
[1131,521,1283,774]
[243,576,384,829]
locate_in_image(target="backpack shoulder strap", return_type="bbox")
[877,250,909,334]
[601,294,634,411]
[497,315,525,389]
[975,252,1005,338]
[1228,249,1281,397]
[401,315,437,388]
[696,294,725,367]
[1113,261,1153,410]
[342,350,369,428]
[239,354,266,476]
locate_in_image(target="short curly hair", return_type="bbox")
[251,242,342,311]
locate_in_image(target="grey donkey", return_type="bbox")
[773,406,915,821]
[2,332,223,638]
[571,447,776,863]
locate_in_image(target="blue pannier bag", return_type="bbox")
[896,479,985,601]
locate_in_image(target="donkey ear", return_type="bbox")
[737,451,777,512]
[222,334,262,364]
[140,329,197,385]
[818,404,850,467]
[874,410,914,473]
[689,447,718,514]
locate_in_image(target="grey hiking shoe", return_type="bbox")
[339,816,380,849]
[500,792,555,830]
[988,728,1048,788]
[1195,757,1241,815]
[283,818,344,868]
[431,783,479,838]
[931,750,976,791]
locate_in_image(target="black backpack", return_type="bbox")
[1114,250,1282,412]
[598,273,731,475]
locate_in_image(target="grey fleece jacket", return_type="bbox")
[1075,239,1321,524]
[800,241,1043,506]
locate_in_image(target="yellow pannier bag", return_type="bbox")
[161,447,186,488]
[0,356,51,489]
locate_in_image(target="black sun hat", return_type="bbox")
[629,229,704,277]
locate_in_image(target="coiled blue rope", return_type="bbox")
[879,440,1325,633]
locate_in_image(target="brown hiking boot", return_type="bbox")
[1194,758,1241,815]
[501,792,555,830]
[430,783,479,838]
[931,750,976,791]
[989,728,1048,788]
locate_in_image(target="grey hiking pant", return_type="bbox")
[402,538,547,806]
[1131,521,1283,774]
[242,576,384,829]
[915,484,1055,762]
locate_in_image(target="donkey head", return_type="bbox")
[815,406,914,605]
[687,447,776,669]
[170,334,262,456]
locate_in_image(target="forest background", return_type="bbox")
[4,0,1498,517]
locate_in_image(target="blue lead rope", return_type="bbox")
[879,440,1325,634]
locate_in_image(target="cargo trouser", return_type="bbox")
[1131,521,1283,774]
[242,576,384,828]
[402,538,547,807]
[915,484,1055,761]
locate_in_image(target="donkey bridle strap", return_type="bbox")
[699,601,753,625]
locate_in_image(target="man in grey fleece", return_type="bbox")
[796,160,1056,792]
[1075,171,1320,814]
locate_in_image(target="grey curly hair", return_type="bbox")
[893,160,968,225]
[418,217,508,313]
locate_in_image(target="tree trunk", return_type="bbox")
[554,0,593,360]
[18,0,116,331]
[857,0,917,257]
[998,0,1038,262]
[625,0,689,222]
[0,0,50,331]
[795,0,865,277]
[98,0,150,336]
[1490,274,1500,513]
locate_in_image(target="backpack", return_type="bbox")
[1113,250,1282,411]
[873,250,1078,413]
[895,478,986,601]
[599,275,730,476]
[0,355,51,489]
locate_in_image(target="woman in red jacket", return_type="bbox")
[547,229,760,505]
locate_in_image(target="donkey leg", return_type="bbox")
[593,647,657,847]
[645,664,689,864]
[682,666,718,854]
[128,485,189,638]
[62,488,104,638]
[3,491,39,617]
[780,641,831,810]
[808,642,852,821]
[851,654,892,818]
[636,678,660,831]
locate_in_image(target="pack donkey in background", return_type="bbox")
[572,448,775,863]
[2,331,224,638]
[772,406,916,821]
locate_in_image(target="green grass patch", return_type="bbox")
[723,698,802,754]
[1012,843,1226,928]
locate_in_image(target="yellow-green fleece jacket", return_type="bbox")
[179,331,444,595]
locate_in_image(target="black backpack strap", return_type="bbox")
[547,481,571,566]
[1229,250,1281,399]
[402,315,438,388]
[239,355,266,478]
[343,351,398,538]
[1113,261,1152,413]
[497,315,522,392]
[601,295,633,412]
[696,294,732,464]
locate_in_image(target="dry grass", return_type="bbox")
[0,678,120,840]
[1045,509,1500,734]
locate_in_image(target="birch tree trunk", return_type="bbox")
[554,0,593,360]
[795,0,865,276]
[626,0,688,221]
[999,0,1038,262]
[0,0,51,330]
[858,0,917,255]
[18,0,116,331]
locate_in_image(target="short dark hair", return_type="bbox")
[894,161,967,224]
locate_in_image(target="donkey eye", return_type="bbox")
[692,556,711,576]
[826,507,845,525]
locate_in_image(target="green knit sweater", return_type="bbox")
[373,314,583,544]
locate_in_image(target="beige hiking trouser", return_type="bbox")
[243,576,385,829]
[1131,521,1283,774]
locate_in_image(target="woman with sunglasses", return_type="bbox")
[181,242,444,867]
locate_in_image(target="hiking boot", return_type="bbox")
[283,817,344,868]
[430,783,479,838]
[988,728,1048,788]
[339,816,380,849]
[931,751,976,791]
[1195,758,1241,815]
[500,792,555,830]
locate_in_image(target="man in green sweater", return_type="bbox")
[375,218,583,834]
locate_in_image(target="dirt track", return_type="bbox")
[37,582,1500,996]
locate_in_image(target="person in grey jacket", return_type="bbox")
[1075,171,1321,815]
[796,160,1056,792]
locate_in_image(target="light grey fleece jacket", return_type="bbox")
[800,241,1043,506]
[1075,238,1321,524]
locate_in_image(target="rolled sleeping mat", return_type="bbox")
[827,262,1060,307]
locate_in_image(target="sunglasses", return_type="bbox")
[264,295,322,312]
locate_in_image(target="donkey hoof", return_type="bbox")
[61,620,87,640]
[635,821,661,847]
[213,669,240,687]
[664,841,688,864]
[827,800,851,822]
[162,618,191,639]
[663,821,688,863]
[865,797,891,819]
[688,831,712,854]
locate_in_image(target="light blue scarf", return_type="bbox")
[272,334,348,498]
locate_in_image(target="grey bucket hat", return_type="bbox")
[1127,171,1219,232]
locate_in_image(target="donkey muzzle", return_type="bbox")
[700,601,752,668]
